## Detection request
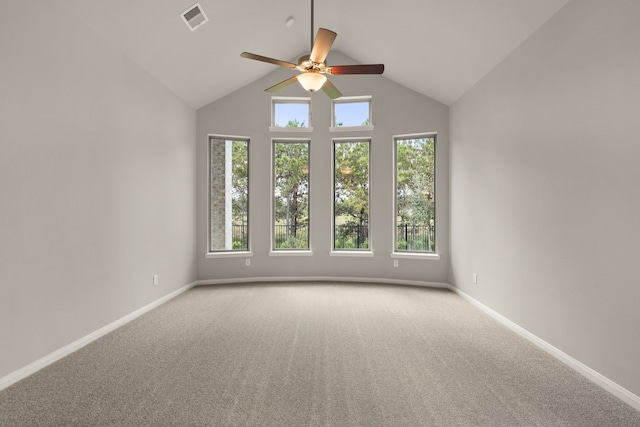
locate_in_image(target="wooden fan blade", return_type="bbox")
[241,52,297,69]
[265,75,300,93]
[327,64,385,75]
[321,78,342,99]
[309,28,337,64]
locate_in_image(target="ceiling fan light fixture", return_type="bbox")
[240,0,383,99]
[297,73,327,92]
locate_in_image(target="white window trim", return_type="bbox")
[392,132,438,257]
[271,96,313,131]
[206,251,253,259]
[391,252,440,261]
[329,125,374,132]
[269,250,314,257]
[331,138,372,253]
[330,250,374,257]
[269,126,314,132]
[271,138,312,252]
[207,134,251,255]
[394,131,438,139]
[330,95,373,131]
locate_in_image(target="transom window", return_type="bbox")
[331,96,373,130]
[271,97,312,131]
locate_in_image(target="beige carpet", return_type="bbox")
[1,283,639,426]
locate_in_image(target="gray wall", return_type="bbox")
[450,0,640,396]
[197,51,449,284]
[0,2,197,379]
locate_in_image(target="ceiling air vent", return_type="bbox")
[181,3,208,31]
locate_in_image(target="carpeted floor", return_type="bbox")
[1,283,639,426]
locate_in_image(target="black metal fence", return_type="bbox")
[334,224,369,249]
[397,223,434,252]
[233,222,433,252]
[274,224,309,248]
[232,223,248,249]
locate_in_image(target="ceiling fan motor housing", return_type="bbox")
[240,2,384,99]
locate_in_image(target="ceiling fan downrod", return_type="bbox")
[310,0,315,52]
[239,0,384,99]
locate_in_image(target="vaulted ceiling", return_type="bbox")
[55,0,570,109]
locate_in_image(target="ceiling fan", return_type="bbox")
[240,0,384,99]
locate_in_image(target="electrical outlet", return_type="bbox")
[393,260,399,268]
[153,274,159,286]
[245,258,251,267]
[473,273,478,284]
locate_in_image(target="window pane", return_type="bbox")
[334,101,370,127]
[273,101,310,127]
[334,141,369,250]
[395,137,435,252]
[209,137,249,251]
[273,141,310,250]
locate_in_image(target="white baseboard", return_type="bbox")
[448,285,640,412]
[194,276,451,289]
[7,279,636,413]
[0,282,197,392]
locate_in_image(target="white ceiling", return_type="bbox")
[55,0,570,109]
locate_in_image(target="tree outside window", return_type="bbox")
[395,136,435,253]
[334,140,370,250]
[209,137,249,252]
[273,141,309,250]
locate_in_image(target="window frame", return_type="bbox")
[206,134,252,257]
[391,132,440,260]
[270,138,312,255]
[330,95,374,132]
[331,137,373,255]
[270,96,313,132]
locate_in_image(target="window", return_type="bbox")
[272,140,310,250]
[333,139,370,251]
[330,96,373,131]
[209,136,249,252]
[270,97,312,131]
[394,135,436,253]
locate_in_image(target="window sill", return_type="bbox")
[391,252,440,261]
[330,250,374,257]
[205,251,252,259]
[329,125,374,132]
[269,250,313,257]
[269,127,314,133]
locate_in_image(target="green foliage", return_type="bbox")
[231,141,248,225]
[223,137,435,252]
[336,237,369,250]
[396,224,434,252]
[274,226,309,249]
[283,118,305,127]
[334,142,369,221]
[335,118,369,127]
[334,141,369,249]
[396,138,435,251]
[334,224,368,249]
[273,142,309,249]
